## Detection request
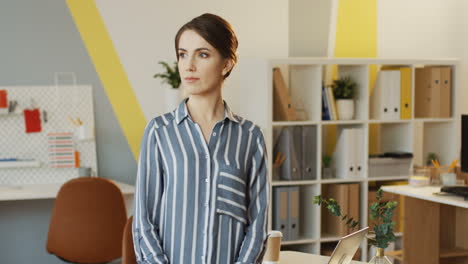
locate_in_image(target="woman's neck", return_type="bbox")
[186,92,225,124]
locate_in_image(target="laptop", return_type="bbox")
[328,227,369,264]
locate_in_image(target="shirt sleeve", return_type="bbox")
[235,131,270,264]
[132,119,169,264]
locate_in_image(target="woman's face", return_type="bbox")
[177,30,232,96]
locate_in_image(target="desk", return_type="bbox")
[0,180,135,215]
[383,185,468,264]
[279,251,365,263]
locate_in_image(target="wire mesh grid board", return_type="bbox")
[0,85,98,185]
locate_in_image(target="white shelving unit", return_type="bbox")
[238,57,460,262]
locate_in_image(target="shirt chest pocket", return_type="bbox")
[216,165,248,225]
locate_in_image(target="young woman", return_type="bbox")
[133,13,269,264]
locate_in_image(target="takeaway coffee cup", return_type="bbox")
[263,231,282,263]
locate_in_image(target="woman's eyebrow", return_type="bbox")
[178,48,211,52]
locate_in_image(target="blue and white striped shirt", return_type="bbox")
[133,98,270,264]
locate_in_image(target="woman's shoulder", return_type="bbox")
[232,114,264,140]
[146,112,176,130]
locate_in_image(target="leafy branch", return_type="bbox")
[153,61,181,89]
[314,188,398,249]
[313,195,359,229]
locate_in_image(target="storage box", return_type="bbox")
[368,153,413,178]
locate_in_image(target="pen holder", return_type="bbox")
[428,166,454,186]
[75,125,94,141]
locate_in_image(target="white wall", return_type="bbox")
[95,0,289,120]
[377,0,468,165]
[378,0,467,114]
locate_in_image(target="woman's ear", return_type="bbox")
[222,59,234,76]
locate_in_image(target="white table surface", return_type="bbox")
[0,180,135,201]
[382,185,468,208]
[279,251,365,263]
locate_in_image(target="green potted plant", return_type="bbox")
[314,188,397,263]
[331,76,357,120]
[322,155,333,179]
[154,61,182,109]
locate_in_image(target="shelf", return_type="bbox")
[281,238,317,245]
[241,57,460,262]
[440,247,468,258]
[368,119,411,124]
[367,232,403,239]
[0,112,22,117]
[415,118,455,123]
[321,120,366,125]
[368,176,410,182]
[321,178,366,184]
[272,120,318,126]
[272,180,318,186]
[0,160,41,169]
[320,233,342,242]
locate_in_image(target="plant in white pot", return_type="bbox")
[154,61,182,110]
[331,76,357,120]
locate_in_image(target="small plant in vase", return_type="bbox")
[322,155,333,179]
[154,61,182,109]
[331,76,357,120]
[314,189,397,263]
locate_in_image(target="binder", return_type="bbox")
[332,128,355,179]
[275,127,301,180]
[352,128,365,178]
[347,183,360,233]
[381,66,412,119]
[322,83,331,121]
[288,186,300,241]
[302,126,317,180]
[371,70,401,120]
[273,68,297,121]
[440,67,452,118]
[400,67,412,119]
[322,183,360,236]
[322,184,349,236]
[326,86,337,120]
[273,187,290,240]
[415,67,450,118]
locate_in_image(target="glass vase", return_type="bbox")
[368,248,392,264]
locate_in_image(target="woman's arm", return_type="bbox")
[132,119,169,264]
[236,131,270,264]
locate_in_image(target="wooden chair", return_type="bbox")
[46,177,127,263]
[122,216,137,264]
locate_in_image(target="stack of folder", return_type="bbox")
[370,67,412,120]
[331,128,365,179]
[273,126,317,181]
[322,183,360,237]
[415,66,451,118]
[273,186,300,241]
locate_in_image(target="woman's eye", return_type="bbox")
[200,53,209,58]
[179,53,186,58]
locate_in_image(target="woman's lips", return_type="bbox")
[184,77,199,83]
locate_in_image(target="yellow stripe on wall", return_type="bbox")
[325,0,380,155]
[66,0,145,160]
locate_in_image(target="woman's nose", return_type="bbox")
[186,57,196,72]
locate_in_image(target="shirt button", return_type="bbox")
[205,155,209,159]
[205,178,209,183]
[212,132,217,137]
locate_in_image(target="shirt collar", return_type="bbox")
[175,98,240,125]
